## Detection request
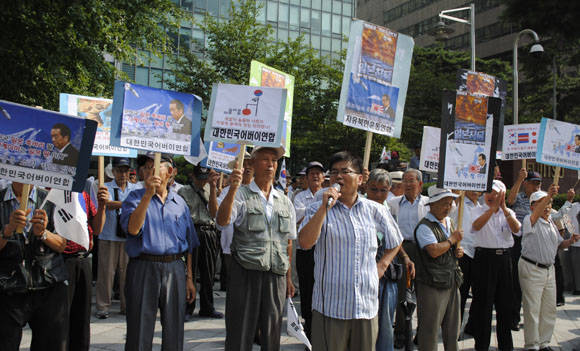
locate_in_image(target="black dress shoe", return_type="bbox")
[557,301,565,307]
[199,310,224,318]
[510,324,520,331]
[539,347,553,351]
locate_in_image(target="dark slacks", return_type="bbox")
[0,283,68,351]
[296,247,315,340]
[394,241,417,345]
[63,256,92,351]
[471,248,514,351]
[125,258,186,351]
[511,235,522,327]
[187,225,219,315]
[225,257,286,351]
[458,254,475,324]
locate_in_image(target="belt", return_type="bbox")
[521,256,551,269]
[403,239,415,244]
[195,224,216,230]
[476,247,510,255]
[135,252,185,263]
[62,252,89,259]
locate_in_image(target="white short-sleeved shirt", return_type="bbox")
[216,185,233,254]
[450,197,481,258]
[471,205,518,249]
[521,215,563,265]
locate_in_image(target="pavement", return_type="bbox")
[19,284,580,350]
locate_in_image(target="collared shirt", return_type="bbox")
[219,181,297,240]
[510,192,531,234]
[557,201,580,247]
[300,196,403,320]
[397,195,421,240]
[217,185,234,254]
[178,183,214,226]
[471,205,518,249]
[2,186,37,233]
[293,187,319,250]
[121,188,199,257]
[99,180,139,242]
[521,215,563,265]
[169,181,183,193]
[416,212,451,249]
[450,197,481,258]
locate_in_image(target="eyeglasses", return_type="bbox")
[329,169,358,177]
[368,187,389,193]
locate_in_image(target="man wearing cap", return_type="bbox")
[290,168,307,203]
[557,188,580,295]
[507,168,542,331]
[414,186,464,351]
[470,180,521,351]
[299,151,403,350]
[519,186,580,351]
[95,157,139,319]
[217,145,296,351]
[388,168,429,347]
[387,171,404,201]
[121,153,199,350]
[179,165,223,319]
[293,160,325,341]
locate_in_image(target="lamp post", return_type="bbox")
[513,29,544,125]
[432,3,476,71]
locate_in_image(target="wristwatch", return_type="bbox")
[39,230,48,241]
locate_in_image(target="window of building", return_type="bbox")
[279,3,289,28]
[311,10,321,33]
[322,12,331,35]
[290,6,299,29]
[300,7,310,28]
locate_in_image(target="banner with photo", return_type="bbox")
[419,126,441,174]
[437,92,503,192]
[0,100,97,191]
[337,20,414,138]
[249,60,294,157]
[204,83,287,146]
[110,81,202,156]
[536,118,580,170]
[59,93,137,158]
[502,123,540,161]
[205,141,240,174]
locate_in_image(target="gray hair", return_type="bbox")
[403,168,422,183]
[369,168,391,186]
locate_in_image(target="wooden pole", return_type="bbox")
[456,191,465,230]
[154,152,161,177]
[219,172,224,190]
[15,184,31,233]
[522,159,527,171]
[363,131,373,170]
[98,156,105,187]
[234,144,246,186]
[553,166,561,186]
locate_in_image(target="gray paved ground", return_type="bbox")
[19,284,580,350]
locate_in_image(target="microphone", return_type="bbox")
[326,183,341,208]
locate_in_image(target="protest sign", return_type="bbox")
[60,93,137,158]
[536,118,580,171]
[204,83,287,146]
[0,100,97,191]
[249,61,294,157]
[419,126,441,174]
[437,91,503,192]
[337,20,414,138]
[204,141,239,173]
[110,81,202,156]
[502,123,540,161]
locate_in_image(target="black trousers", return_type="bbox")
[459,254,474,324]
[296,247,315,340]
[0,283,68,351]
[187,225,219,315]
[555,254,565,303]
[511,235,522,327]
[63,256,92,351]
[471,248,514,351]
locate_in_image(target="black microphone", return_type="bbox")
[326,183,342,208]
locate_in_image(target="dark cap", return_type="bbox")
[112,157,130,168]
[525,171,542,182]
[193,164,210,179]
[297,167,307,176]
[137,152,174,167]
[306,161,325,173]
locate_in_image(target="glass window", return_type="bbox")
[322,12,331,35]
[167,30,179,51]
[332,38,341,52]
[311,0,321,10]
[220,0,230,17]
[322,0,331,12]
[300,8,309,28]
[301,0,311,7]
[267,1,277,22]
[332,1,341,14]
[342,17,351,36]
[150,69,163,88]
[179,27,191,52]
[194,0,205,10]
[137,50,150,67]
[302,33,310,45]
[332,14,340,34]
[289,30,299,41]
[181,0,193,11]
[207,0,218,15]
[290,0,300,4]
[290,6,299,29]
[192,29,204,51]
[311,11,321,33]
[136,67,149,85]
[311,34,320,49]
[343,3,352,16]
[163,71,175,89]
[163,56,175,70]
[256,0,266,23]
[278,29,288,42]
[321,36,331,51]
[150,54,163,69]
[279,3,288,28]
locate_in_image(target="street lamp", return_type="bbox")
[513,29,544,125]
[431,3,476,71]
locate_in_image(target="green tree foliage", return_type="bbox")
[502,0,580,123]
[0,0,185,110]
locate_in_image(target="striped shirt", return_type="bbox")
[300,196,403,320]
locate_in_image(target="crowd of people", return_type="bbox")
[1,147,579,351]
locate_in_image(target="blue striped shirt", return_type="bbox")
[300,196,403,320]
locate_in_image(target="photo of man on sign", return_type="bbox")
[50,123,79,167]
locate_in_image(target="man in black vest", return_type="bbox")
[413,186,464,351]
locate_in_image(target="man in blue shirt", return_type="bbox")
[121,153,199,351]
[95,157,139,319]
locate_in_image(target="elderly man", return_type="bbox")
[121,153,199,351]
[293,160,325,341]
[299,151,403,351]
[95,157,139,319]
[388,171,404,201]
[471,180,521,351]
[217,145,295,351]
[507,169,542,331]
[414,186,463,351]
[179,165,223,319]
[519,187,580,351]
[558,188,580,295]
[0,183,68,350]
[388,168,429,347]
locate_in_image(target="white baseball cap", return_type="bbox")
[491,179,506,193]
[529,190,548,204]
[250,145,285,160]
[427,185,459,204]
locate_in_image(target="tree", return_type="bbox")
[0,0,186,110]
